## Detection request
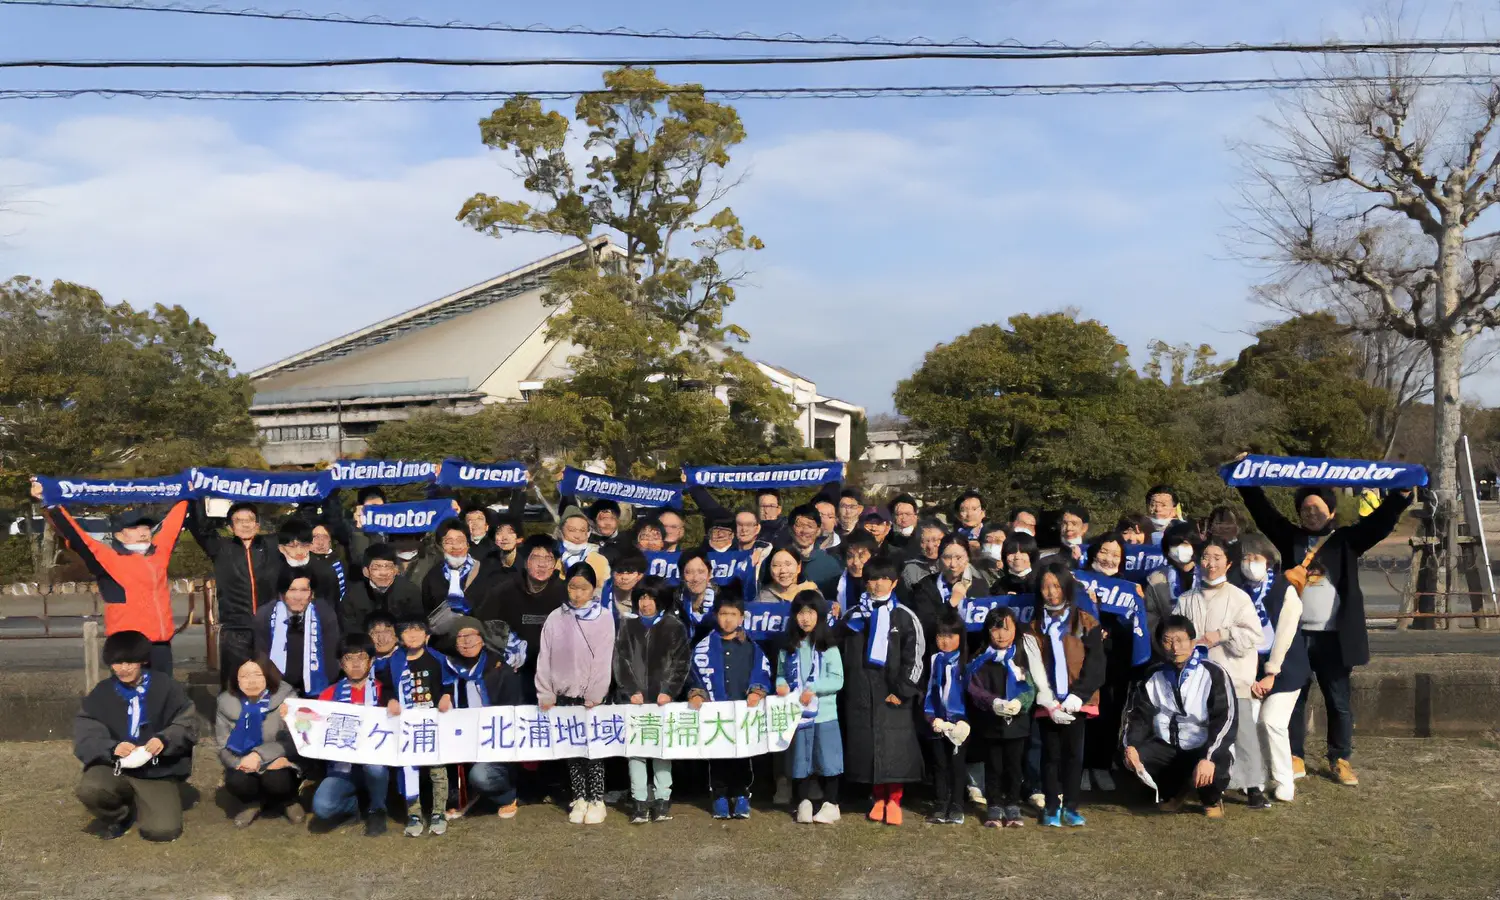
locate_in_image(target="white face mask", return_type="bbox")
[1063,535,1083,547]
[1242,560,1268,584]
[1204,574,1228,587]
[1150,516,1173,530]
[284,555,309,568]
[561,540,590,555]
[122,542,152,554]
[1168,544,1194,565]
[1012,526,1033,537]
[396,550,418,561]
[1093,561,1119,577]
[981,545,1005,561]
[444,553,469,568]
[897,524,915,537]
[1008,564,1031,577]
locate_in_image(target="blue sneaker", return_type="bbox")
[712,797,730,820]
[1040,808,1062,827]
[1061,808,1086,828]
[732,796,751,819]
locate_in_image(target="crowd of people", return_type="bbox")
[37,471,1413,842]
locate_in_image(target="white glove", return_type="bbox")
[1060,694,1084,714]
[1048,706,1076,725]
[996,698,1023,717]
[947,720,971,748]
[931,718,948,734]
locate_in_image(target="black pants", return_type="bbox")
[1289,631,1355,763]
[929,738,969,809]
[1135,737,1230,806]
[794,774,840,805]
[218,628,255,688]
[147,641,173,677]
[709,758,753,799]
[984,736,1027,808]
[1039,715,1086,812]
[223,767,300,809]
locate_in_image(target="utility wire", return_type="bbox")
[5,74,1497,102]
[4,0,1500,57]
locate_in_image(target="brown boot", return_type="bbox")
[1204,801,1225,820]
[1158,784,1194,814]
[1333,759,1359,786]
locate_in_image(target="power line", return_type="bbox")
[6,0,1500,58]
[5,74,1497,102]
[8,0,1500,59]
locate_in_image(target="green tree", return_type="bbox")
[1221,312,1387,458]
[456,67,797,479]
[894,312,1153,519]
[0,277,257,496]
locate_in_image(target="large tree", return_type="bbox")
[456,67,798,479]
[0,277,257,495]
[894,312,1153,518]
[1240,46,1500,599]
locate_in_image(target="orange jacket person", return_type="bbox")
[30,479,188,675]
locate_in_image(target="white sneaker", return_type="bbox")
[773,776,792,806]
[967,785,987,807]
[812,802,841,824]
[1273,785,1295,803]
[795,799,814,823]
[567,799,587,824]
[584,800,606,825]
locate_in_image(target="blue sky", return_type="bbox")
[2,0,1489,414]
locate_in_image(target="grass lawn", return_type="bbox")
[2,737,1498,900]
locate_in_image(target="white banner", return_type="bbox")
[284,697,805,766]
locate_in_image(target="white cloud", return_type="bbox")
[0,111,568,372]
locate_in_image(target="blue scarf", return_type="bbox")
[969,643,1025,703]
[330,559,346,601]
[1043,607,1071,698]
[937,574,974,621]
[269,599,329,695]
[333,674,379,705]
[707,547,756,597]
[112,673,150,741]
[445,557,475,612]
[956,522,982,542]
[785,642,821,727]
[1247,573,1274,629]
[226,690,269,756]
[1166,566,1195,604]
[387,649,450,710]
[645,550,682,585]
[443,651,491,708]
[637,610,664,630]
[1177,645,1208,689]
[681,585,717,629]
[691,629,769,702]
[563,595,606,622]
[846,592,898,668]
[924,649,965,719]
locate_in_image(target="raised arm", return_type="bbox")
[1235,486,1299,553]
[184,498,224,558]
[1339,489,1415,557]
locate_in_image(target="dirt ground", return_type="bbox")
[2,737,1498,900]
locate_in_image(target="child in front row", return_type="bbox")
[384,617,453,838]
[312,632,393,836]
[688,591,771,820]
[614,583,691,824]
[966,606,1036,828]
[776,590,845,825]
[924,609,973,824]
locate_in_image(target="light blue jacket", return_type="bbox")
[776,644,844,724]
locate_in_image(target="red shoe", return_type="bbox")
[867,799,886,822]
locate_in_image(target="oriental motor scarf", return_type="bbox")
[387,649,449,802]
[784,642,822,728]
[937,574,973,621]
[969,643,1026,704]
[1044,607,1071,699]
[681,585,717,630]
[269,599,329,695]
[113,671,151,741]
[690,630,770,702]
[444,651,491,709]
[1222,454,1428,489]
[445,556,475,612]
[924,649,965,720]
[226,690,270,756]
[559,466,683,509]
[1245,571,1276,654]
[847,592,897,668]
[35,474,187,507]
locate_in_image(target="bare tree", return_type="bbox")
[1238,36,1500,604]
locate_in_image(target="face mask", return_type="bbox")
[396,550,418,561]
[1242,560,1268,584]
[444,553,469,568]
[1150,516,1173,530]
[1008,564,1031,577]
[1063,535,1083,547]
[1204,574,1228,587]
[122,542,152,554]
[897,524,915,537]
[1093,561,1119,577]
[284,555,309,568]
[981,545,1005,561]
[1012,526,1033,537]
[562,540,590,554]
[1168,544,1194,565]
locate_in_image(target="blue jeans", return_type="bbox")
[312,766,388,820]
[468,763,517,806]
